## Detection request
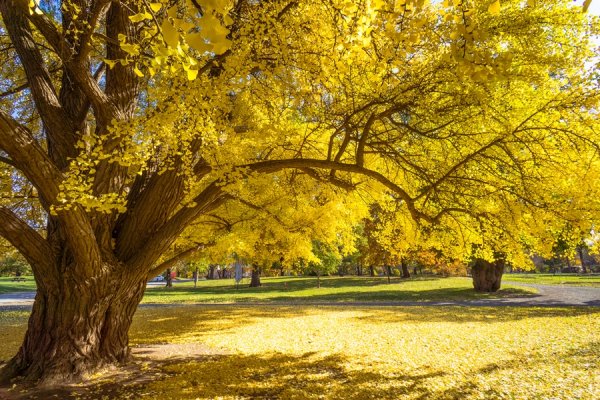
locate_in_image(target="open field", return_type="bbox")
[142,276,535,304]
[0,276,536,303]
[504,273,600,287]
[0,277,36,295]
[1,306,598,399]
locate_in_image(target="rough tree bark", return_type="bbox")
[0,257,147,384]
[471,258,505,292]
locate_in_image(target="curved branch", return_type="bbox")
[0,110,102,270]
[147,244,207,279]
[0,207,54,274]
[1,0,77,165]
[126,182,226,270]
[246,158,428,222]
[127,157,428,272]
[414,136,504,201]
[0,109,62,204]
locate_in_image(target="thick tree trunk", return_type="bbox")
[0,266,147,385]
[369,266,375,277]
[471,258,505,292]
[401,260,410,279]
[386,265,391,283]
[249,266,261,287]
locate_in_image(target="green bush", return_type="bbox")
[0,256,31,276]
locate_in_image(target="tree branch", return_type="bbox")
[0,207,54,274]
[246,158,428,222]
[0,109,102,270]
[1,0,77,166]
[147,244,206,278]
[127,157,429,272]
[126,182,226,270]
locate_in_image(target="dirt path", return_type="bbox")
[1,282,598,309]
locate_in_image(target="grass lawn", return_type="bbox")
[504,273,600,287]
[0,276,535,303]
[0,306,598,399]
[0,276,36,295]
[141,276,535,304]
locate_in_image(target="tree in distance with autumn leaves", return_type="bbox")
[0,0,599,384]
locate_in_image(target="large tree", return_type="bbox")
[0,0,598,384]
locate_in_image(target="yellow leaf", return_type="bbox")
[187,69,198,80]
[488,0,501,15]
[133,66,144,77]
[120,43,139,56]
[129,12,152,23]
[212,38,231,55]
[104,59,117,69]
[161,19,179,47]
[149,3,162,12]
[186,32,211,52]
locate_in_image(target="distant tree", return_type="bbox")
[0,255,30,276]
[308,241,341,288]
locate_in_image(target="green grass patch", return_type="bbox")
[142,276,535,304]
[504,273,600,287]
[0,276,36,294]
[0,276,534,304]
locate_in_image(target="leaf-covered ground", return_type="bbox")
[142,276,535,304]
[1,306,598,399]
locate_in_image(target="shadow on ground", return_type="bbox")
[5,338,598,400]
[143,277,536,304]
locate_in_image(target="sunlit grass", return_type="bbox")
[1,306,598,399]
[142,276,535,304]
[0,276,536,303]
[504,273,600,287]
[0,276,36,294]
